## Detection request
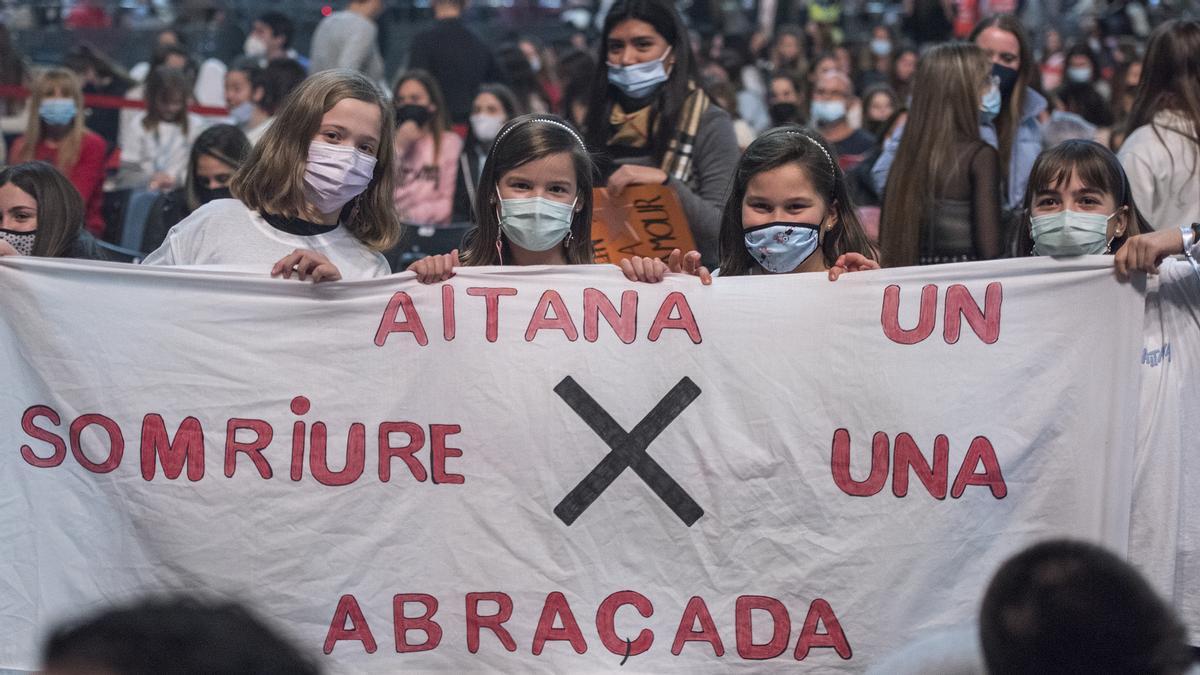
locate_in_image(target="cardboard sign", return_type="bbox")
[591,184,697,263]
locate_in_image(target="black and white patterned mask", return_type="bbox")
[0,228,36,256]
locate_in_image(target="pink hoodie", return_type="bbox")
[393,131,463,227]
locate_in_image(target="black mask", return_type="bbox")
[395,104,432,126]
[992,63,1019,102]
[769,102,800,126]
[196,185,232,204]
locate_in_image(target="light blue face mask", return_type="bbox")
[229,101,254,126]
[980,84,1002,123]
[498,190,577,252]
[744,222,821,273]
[607,47,672,99]
[39,98,76,127]
[810,99,846,125]
[1030,209,1117,256]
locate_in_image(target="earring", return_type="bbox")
[495,231,504,266]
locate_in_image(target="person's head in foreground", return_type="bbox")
[980,539,1193,674]
[41,596,320,675]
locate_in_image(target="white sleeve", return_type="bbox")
[1119,138,1159,229]
[371,254,392,278]
[119,114,146,173]
[140,231,178,266]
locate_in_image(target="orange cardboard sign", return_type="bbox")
[590,184,696,263]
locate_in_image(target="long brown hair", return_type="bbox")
[880,43,991,267]
[18,68,86,172]
[141,67,192,134]
[716,126,876,276]
[1125,19,1200,182]
[1015,140,1147,256]
[0,161,84,258]
[970,15,1043,182]
[582,0,699,164]
[230,69,402,252]
[393,70,452,163]
[460,114,595,266]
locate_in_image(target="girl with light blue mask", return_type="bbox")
[668,127,878,281]
[1018,140,1147,258]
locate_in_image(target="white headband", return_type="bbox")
[493,116,587,153]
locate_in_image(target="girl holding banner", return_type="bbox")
[141,70,401,282]
[582,0,740,268]
[663,127,878,281]
[408,114,593,283]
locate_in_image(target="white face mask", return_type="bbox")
[497,188,577,252]
[244,34,268,58]
[303,141,378,215]
[1030,209,1118,256]
[470,114,506,145]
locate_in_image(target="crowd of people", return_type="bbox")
[0,0,1192,283]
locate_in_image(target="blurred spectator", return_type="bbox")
[1108,57,1143,149]
[1055,82,1114,142]
[244,12,309,71]
[393,71,462,227]
[556,49,595,128]
[768,71,806,127]
[767,25,809,78]
[810,70,874,170]
[64,0,111,29]
[1042,110,1099,149]
[901,0,953,46]
[861,84,899,139]
[890,46,918,102]
[1063,43,1111,100]
[143,124,251,253]
[497,45,551,115]
[119,67,208,191]
[1119,19,1200,231]
[855,25,895,92]
[310,0,385,85]
[980,540,1192,674]
[1040,28,1066,91]
[409,0,503,125]
[708,81,756,150]
[0,23,28,139]
[10,69,108,236]
[0,161,109,260]
[223,59,260,131]
[970,15,1046,210]
[519,35,561,111]
[244,58,307,145]
[40,596,321,675]
[453,83,523,222]
[63,44,135,152]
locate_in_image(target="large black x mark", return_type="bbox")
[553,376,704,527]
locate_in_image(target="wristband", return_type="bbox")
[1183,223,1199,252]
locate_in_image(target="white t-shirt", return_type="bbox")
[119,111,208,185]
[245,116,274,146]
[140,199,391,280]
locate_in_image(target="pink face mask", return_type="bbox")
[302,141,377,215]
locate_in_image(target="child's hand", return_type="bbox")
[828,252,879,281]
[1115,229,1185,280]
[666,248,713,285]
[271,248,343,282]
[618,255,670,283]
[407,250,458,284]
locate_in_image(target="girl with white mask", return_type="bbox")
[662,127,879,282]
[1016,140,1145,258]
[452,84,524,223]
[143,70,401,281]
[409,114,594,282]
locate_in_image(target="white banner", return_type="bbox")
[0,257,1147,672]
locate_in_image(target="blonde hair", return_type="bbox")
[19,68,86,172]
[230,69,402,252]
